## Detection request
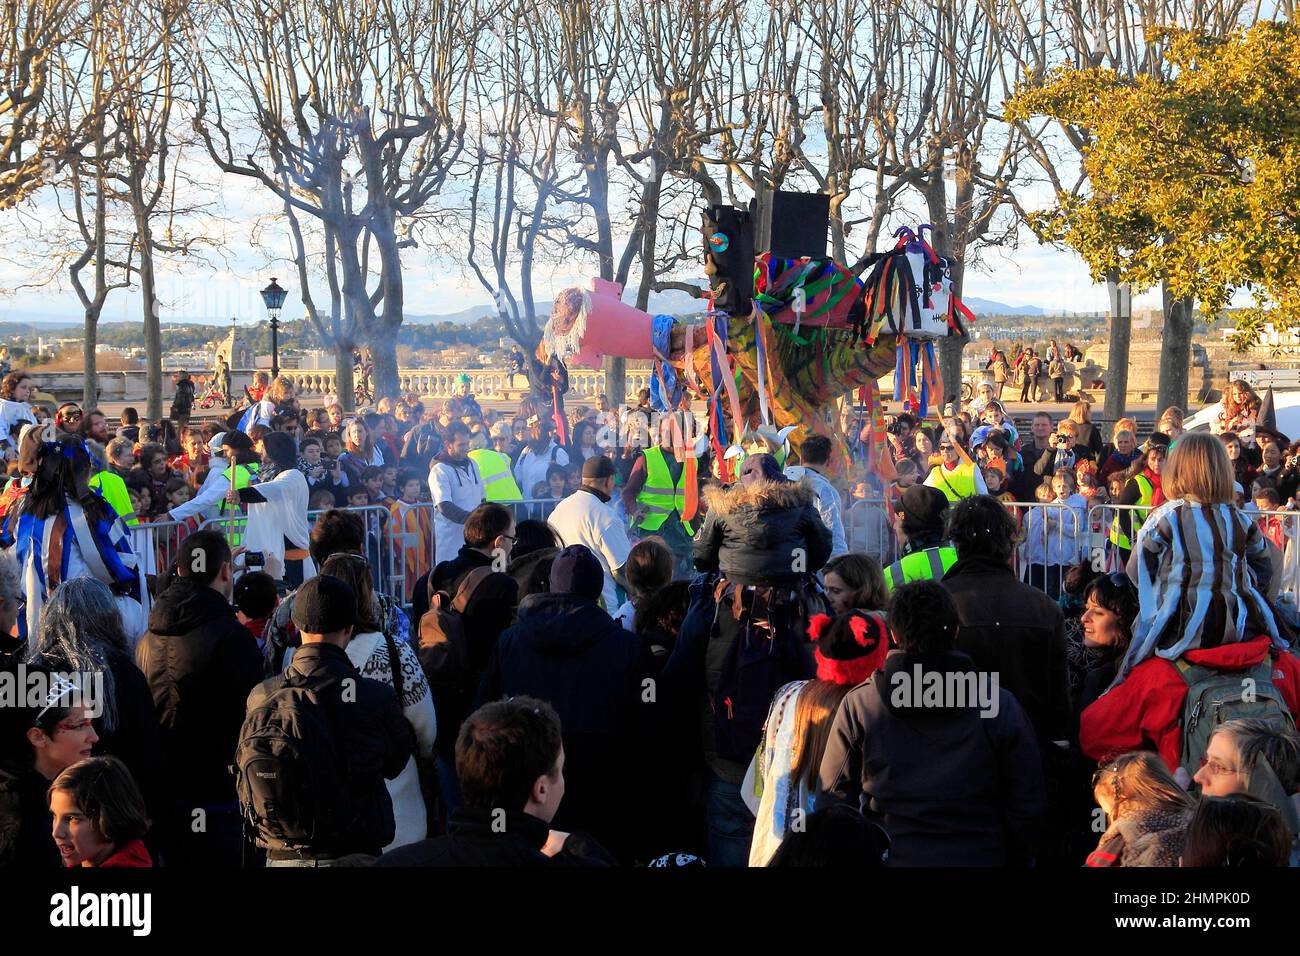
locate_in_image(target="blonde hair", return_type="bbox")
[1068,401,1093,425]
[269,376,296,405]
[1093,751,1195,820]
[1114,417,1138,437]
[1057,420,1078,437]
[1158,406,1185,428]
[1114,429,1135,444]
[1163,431,1234,504]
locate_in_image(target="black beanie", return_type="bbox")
[548,545,604,600]
[291,574,357,634]
[898,485,949,537]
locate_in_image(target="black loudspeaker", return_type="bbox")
[767,191,830,259]
[702,205,755,316]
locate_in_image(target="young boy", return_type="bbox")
[381,464,399,501]
[233,570,280,651]
[545,463,568,500]
[106,437,136,478]
[309,488,336,511]
[1022,482,1056,596]
[1253,483,1291,552]
[388,470,433,602]
[983,466,1016,508]
[361,465,392,508]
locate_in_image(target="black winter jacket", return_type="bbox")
[692,478,832,586]
[941,556,1072,743]
[476,592,649,857]
[136,578,264,806]
[247,642,415,859]
[412,546,519,760]
[372,807,613,867]
[816,648,1046,866]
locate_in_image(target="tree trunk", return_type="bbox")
[603,356,625,408]
[1103,271,1131,423]
[369,326,400,400]
[83,306,99,408]
[134,208,163,422]
[335,345,355,411]
[939,258,968,411]
[1157,283,1195,416]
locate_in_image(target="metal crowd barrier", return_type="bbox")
[1088,501,1300,624]
[843,498,898,568]
[136,492,1300,622]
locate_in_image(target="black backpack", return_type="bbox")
[706,581,818,765]
[234,669,355,851]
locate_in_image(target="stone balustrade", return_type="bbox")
[283,367,654,401]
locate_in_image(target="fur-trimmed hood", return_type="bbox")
[702,477,814,516]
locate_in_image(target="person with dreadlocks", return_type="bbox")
[1,434,143,642]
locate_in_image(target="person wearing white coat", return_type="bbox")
[428,423,484,565]
[243,433,316,586]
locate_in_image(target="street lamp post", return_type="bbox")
[260,278,288,380]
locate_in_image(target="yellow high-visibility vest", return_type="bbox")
[89,470,135,527]
[637,446,694,535]
[925,461,977,503]
[1109,473,1154,551]
[469,449,523,502]
[883,545,959,592]
[219,462,258,546]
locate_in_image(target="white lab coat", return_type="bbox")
[547,487,631,612]
[244,468,316,582]
[428,457,485,564]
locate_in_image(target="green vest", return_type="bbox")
[89,470,134,527]
[925,460,977,503]
[883,544,959,592]
[469,449,523,502]
[219,462,258,546]
[1108,473,1154,551]
[637,446,694,535]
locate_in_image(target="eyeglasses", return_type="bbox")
[1199,756,1242,777]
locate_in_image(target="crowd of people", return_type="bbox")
[1,354,1298,870]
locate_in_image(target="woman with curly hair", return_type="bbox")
[1217,380,1261,435]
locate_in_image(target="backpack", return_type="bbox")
[234,669,354,851]
[705,580,819,765]
[1176,654,1295,779]
[417,566,493,718]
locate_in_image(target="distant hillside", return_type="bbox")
[963,297,1046,317]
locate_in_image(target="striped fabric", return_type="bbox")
[5,500,141,639]
[1117,499,1283,684]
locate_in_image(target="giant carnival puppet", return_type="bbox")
[539,192,976,498]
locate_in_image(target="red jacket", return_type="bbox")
[1079,636,1300,772]
[79,839,153,868]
